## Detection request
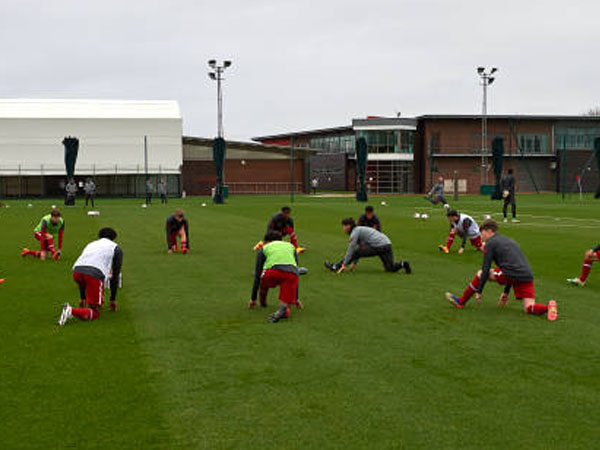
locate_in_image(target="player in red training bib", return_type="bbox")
[166,209,190,254]
[567,244,600,287]
[249,231,301,323]
[58,227,123,326]
[21,208,64,261]
[445,219,557,321]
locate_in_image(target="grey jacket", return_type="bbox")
[343,226,392,265]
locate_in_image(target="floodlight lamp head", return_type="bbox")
[224,60,232,68]
[208,59,216,68]
[477,66,485,74]
[488,77,495,85]
[491,67,498,74]
[208,72,216,80]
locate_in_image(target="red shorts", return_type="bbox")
[470,235,483,249]
[492,268,535,299]
[73,272,105,307]
[34,231,52,250]
[595,250,600,259]
[260,269,298,304]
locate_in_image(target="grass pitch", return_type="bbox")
[0,194,598,449]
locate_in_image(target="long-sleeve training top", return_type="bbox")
[342,226,392,265]
[478,233,533,294]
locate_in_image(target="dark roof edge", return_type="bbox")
[417,114,600,121]
[252,125,353,141]
[183,136,319,156]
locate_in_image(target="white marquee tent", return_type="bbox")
[0,99,182,177]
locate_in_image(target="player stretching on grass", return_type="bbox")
[249,230,301,323]
[58,227,123,326]
[445,219,557,320]
[324,218,411,274]
[254,206,305,253]
[438,209,483,254]
[358,205,381,231]
[426,176,450,209]
[566,244,600,287]
[166,209,189,253]
[21,208,64,261]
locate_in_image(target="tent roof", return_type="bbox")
[0,99,181,119]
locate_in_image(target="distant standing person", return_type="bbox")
[65,179,77,206]
[159,178,168,204]
[146,178,153,205]
[311,177,318,194]
[426,176,449,209]
[501,169,519,223]
[358,205,381,231]
[84,177,96,208]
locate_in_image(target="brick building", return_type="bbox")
[255,115,600,195]
[182,137,315,196]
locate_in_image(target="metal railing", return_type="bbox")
[226,182,303,194]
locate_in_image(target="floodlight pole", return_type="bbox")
[477,67,498,188]
[208,60,232,139]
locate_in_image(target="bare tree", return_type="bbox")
[585,106,600,116]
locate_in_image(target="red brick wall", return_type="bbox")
[420,118,557,194]
[182,159,305,196]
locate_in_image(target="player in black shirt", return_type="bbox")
[358,205,381,231]
[254,206,305,253]
[166,209,190,254]
[501,169,518,222]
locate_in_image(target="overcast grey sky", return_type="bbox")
[1,0,599,140]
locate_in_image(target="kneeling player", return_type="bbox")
[567,244,600,286]
[445,219,557,320]
[166,209,190,253]
[249,231,300,323]
[438,209,483,254]
[324,218,411,274]
[58,227,123,326]
[254,206,305,253]
[21,208,64,261]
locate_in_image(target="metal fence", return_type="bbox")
[0,167,181,198]
[226,182,303,194]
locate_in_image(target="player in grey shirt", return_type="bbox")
[426,175,449,208]
[159,178,168,204]
[324,218,411,274]
[445,219,557,320]
[84,177,96,207]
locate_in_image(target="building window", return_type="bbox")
[309,134,356,154]
[356,130,413,154]
[518,134,548,154]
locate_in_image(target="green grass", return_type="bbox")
[0,194,599,449]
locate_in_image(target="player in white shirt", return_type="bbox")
[438,210,484,254]
[58,228,123,325]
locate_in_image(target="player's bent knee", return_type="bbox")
[476,270,483,278]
